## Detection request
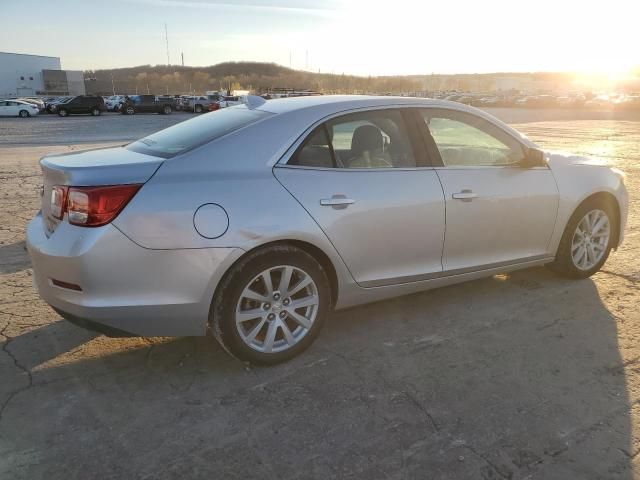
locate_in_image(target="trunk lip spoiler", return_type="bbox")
[40,146,164,187]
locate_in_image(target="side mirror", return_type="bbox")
[520,147,545,168]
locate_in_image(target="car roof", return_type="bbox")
[251,94,533,147]
[255,95,460,114]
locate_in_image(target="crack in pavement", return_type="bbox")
[463,444,513,480]
[0,323,34,424]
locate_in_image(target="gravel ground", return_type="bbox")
[0,112,193,146]
[0,115,639,479]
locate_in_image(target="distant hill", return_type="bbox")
[84,61,422,96]
[84,62,640,96]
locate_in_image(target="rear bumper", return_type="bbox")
[53,307,137,337]
[26,213,242,336]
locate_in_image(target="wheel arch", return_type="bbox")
[573,191,621,248]
[211,239,339,317]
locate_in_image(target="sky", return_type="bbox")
[1,0,639,76]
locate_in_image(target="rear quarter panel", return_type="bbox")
[113,115,357,300]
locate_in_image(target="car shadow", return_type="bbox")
[0,240,29,274]
[0,267,634,479]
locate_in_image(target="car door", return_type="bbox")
[274,108,446,287]
[418,108,559,272]
[0,101,11,116]
[66,97,81,113]
[138,95,153,112]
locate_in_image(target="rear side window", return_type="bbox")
[289,126,335,168]
[126,106,271,158]
[288,109,416,169]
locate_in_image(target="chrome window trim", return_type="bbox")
[274,164,435,173]
[276,103,541,171]
[277,104,434,170]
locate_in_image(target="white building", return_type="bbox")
[0,52,85,97]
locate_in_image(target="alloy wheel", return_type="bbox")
[571,209,610,270]
[235,265,319,353]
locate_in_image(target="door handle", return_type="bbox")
[320,195,355,209]
[452,190,478,202]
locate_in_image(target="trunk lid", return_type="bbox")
[40,146,163,235]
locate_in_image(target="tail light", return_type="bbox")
[51,184,141,227]
[50,185,67,219]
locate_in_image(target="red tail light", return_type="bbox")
[51,184,141,227]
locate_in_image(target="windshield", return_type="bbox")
[126,106,271,158]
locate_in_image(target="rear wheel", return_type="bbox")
[124,106,135,115]
[547,198,616,278]
[18,110,30,118]
[90,107,101,116]
[163,105,172,114]
[211,245,331,364]
[194,104,203,113]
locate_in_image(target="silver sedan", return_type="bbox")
[26,96,628,363]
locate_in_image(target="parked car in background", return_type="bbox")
[51,95,106,117]
[18,97,45,112]
[45,96,72,113]
[0,99,40,117]
[26,96,627,364]
[182,95,217,113]
[120,95,174,115]
[218,96,242,108]
[105,95,126,111]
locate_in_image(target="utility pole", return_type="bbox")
[110,73,115,96]
[181,52,184,67]
[165,23,170,66]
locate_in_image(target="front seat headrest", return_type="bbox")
[351,125,383,157]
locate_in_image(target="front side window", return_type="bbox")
[288,109,416,169]
[421,109,525,167]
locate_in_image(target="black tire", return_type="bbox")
[18,110,30,118]
[211,245,331,365]
[57,108,68,117]
[547,197,617,279]
[124,106,135,115]
[90,107,101,116]
[163,105,172,115]
[194,104,203,113]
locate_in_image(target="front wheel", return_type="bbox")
[163,105,172,114]
[57,108,68,117]
[124,106,135,115]
[211,245,331,364]
[547,198,616,279]
[194,104,203,113]
[90,107,101,116]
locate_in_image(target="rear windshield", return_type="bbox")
[126,107,271,159]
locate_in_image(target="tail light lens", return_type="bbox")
[50,184,141,227]
[50,186,67,219]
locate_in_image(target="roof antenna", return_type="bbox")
[242,95,266,109]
